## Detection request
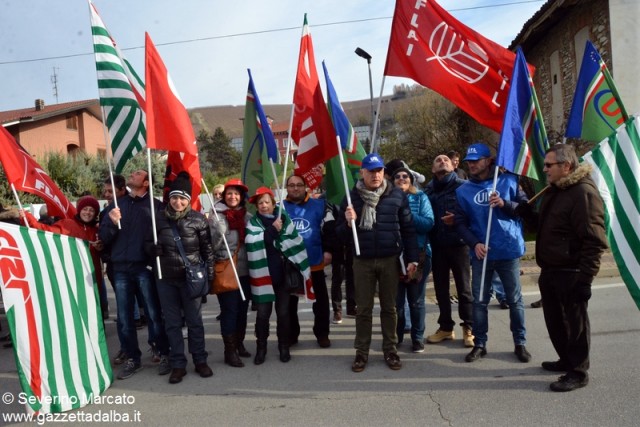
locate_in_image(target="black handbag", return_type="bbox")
[283,257,305,294]
[170,222,209,299]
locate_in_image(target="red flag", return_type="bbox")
[144,32,202,210]
[144,32,197,156]
[0,127,76,219]
[291,15,337,188]
[384,0,533,132]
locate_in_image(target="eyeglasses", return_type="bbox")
[287,183,305,188]
[394,173,410,180]
[543,162,563,168]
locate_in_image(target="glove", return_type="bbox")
[152,243,164,257]
[515,202,533,218]
[573,281,592,302]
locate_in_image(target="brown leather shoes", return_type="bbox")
[195,363,213,378]
[169,368,186,384]
[384,352,402,370]
[351,353,368,373]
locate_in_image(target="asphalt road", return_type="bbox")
[1,275,639,426]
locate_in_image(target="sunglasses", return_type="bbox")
[394,173,410,180]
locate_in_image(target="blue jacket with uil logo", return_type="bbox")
[454,167,527,261]
[283,195,334,269]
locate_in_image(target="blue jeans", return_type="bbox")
[491,273,506,302]
[397,255,432,344]
[471,257,526,348]
[113,266,169,363]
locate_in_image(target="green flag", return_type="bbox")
[89,1,146,173]
[241,70,280,195]
[0,223,112,413]
[581,117,640,310]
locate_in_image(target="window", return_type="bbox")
[66,114,78,131]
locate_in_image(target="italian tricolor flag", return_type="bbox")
[0,223,112,414]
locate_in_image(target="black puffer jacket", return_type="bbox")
[337,179,418,262]
[425,172,466,247]
[151,208,214,281]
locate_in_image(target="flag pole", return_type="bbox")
[97,104,122,229]
[369,75,386,153]
[11,183,29,229]
[335,136,361,256]
[146,148,162,278]
[201,178,245,301]
[479,166,500,301]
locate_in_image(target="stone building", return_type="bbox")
[510,0,640,142]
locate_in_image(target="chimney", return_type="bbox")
[35,99,45,111]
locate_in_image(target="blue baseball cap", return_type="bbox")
[361,153,385,171]
[463,143,492,161]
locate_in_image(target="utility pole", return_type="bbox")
[51,67,59,104]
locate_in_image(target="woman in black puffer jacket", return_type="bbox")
[150,173,214,384]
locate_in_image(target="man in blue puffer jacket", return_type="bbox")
[337,153,418,373]
[453,143,531,364]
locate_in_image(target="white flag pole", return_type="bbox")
[146,148,162,279]
[11,183,29,229]
[479,166,500,301]
[202,179,245,301]
[335,136,360,256]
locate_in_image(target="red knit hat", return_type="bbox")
[76,195,100,213]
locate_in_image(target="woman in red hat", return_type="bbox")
[20,195,106,315]
[245,187,310,364]
[208,178,252,367]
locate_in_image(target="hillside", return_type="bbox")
[188,95,407,138]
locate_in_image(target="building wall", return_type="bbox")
[609,0,640,116]
[523,0,610,141]
[17,111,105,159]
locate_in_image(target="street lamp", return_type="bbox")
[355,47,375,152]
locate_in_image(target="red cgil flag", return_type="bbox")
[290,14,337,189]
[0,127,76,219]
[384,0,533,133]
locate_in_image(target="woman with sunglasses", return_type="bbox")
[391,166,434,353]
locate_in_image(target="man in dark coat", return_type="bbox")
[337,153,418,373]
[520,144,607,392]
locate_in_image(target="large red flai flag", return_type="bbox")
[0,127,76,219]
[384,0,533,132]
[291,14,337,189]
[144,32,201,209]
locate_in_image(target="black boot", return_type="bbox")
[254,320,269,365]
[223,335,244,368]
[278,343,291,363]
[236,331,251,358]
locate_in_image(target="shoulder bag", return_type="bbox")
[170,222,209,299]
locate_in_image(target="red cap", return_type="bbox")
[249,186,275,204]
[223,178,249,195]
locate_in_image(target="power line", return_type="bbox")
[0,0,544,66]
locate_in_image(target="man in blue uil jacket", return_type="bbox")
[453,143,531,364]
[283,174,336,349]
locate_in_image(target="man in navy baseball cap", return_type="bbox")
[463,143,492,161]
[361,153,385,171]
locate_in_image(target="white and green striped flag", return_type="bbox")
[581,116,640,310]
[89,0,146,173]
[0,223,112,414]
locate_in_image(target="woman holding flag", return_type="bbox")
[245,187,310,365]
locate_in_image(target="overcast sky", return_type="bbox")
[0,0,545,112]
